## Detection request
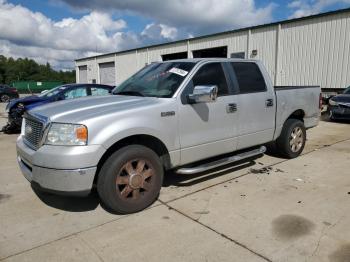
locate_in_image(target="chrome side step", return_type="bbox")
[176,146,266,175]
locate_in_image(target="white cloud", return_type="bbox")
[288,0,350,18]
[0,0,277,70]
[0,1,141,70]
[141,23,178,40]
[0,1,128,52]
[59,0,276,35]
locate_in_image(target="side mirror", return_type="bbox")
[188,85,218,104]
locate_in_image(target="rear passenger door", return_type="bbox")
[230,62,275,150]
[178,62,239,165]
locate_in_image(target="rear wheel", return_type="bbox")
[97,145,163,214]
[0,94,10,103]
[276,119,306,159]
[329,110,334,121]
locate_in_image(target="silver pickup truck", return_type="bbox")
[16,59,321,214]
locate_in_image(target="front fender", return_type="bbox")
[86,109,179,153]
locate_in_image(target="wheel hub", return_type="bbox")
[129,173,143,189]
[289,126,304,152]
[116,159,155,200]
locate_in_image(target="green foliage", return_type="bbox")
[0,55,75,84]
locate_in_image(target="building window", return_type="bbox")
[192,46,227,58]
[162,52,188,61]
[230,52,245,59]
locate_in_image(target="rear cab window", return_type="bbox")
[231,62,266,94]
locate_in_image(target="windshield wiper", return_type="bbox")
[114,91,145,97]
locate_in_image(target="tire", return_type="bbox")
[276,119,306,159]
[0,94,10,103]
[329,110,334,121]
[97,145,164,214]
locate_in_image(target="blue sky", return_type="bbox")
[0,0,349,69]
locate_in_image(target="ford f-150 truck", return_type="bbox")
[16,59,321,214]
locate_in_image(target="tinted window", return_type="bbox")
[231,62,266,94]
[64,87,87,99]
[192,63,229,96]
[91,87,110,96]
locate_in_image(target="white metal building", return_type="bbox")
[75,8,350,92]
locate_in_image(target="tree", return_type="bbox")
[0,56,75,85]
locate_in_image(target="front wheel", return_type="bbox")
[276,119,306,159]
[97,145,163,214]
[0,94,10,103]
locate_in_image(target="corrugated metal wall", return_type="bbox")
[76,10,350,90]
[250,26,277,81]
[278,13,350,89]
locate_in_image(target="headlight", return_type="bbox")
[45,123,88,146]
[21,118,26,136]
[329,99,338,106]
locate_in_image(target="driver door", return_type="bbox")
[178,62,239,165]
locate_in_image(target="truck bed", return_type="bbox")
[273,85,321,140]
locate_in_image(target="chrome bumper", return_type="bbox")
[16,136,104,195]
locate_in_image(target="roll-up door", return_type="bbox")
[99,62,115,85]
[78,65,87,83]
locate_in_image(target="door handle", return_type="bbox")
[226,103,237,113]
[266,99,274,107]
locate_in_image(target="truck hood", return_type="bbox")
[331,94,350,103]
[6,95,43,110]
[28,95,161,123]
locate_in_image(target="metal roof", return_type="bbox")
[75,7,350,62]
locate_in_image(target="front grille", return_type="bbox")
[24,117,44,150]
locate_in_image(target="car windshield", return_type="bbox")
[112,62,195,98]
[343,86,350,94]
[38,85,68,98]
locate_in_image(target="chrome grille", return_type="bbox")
[24,117,44,150]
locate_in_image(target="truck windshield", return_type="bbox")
[113,62,195,98]
[39,85,68,98]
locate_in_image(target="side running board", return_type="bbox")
[176,146,266,175]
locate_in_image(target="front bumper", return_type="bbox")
[16,136,106,196]
[329,105,350,119]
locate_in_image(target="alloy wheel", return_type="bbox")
[289,126,304,152]
[1,95,10,103]
[116,159,155,200]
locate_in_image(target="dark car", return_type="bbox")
[0,85,19,102]
[328,86,350,120]
[2,83,114,133]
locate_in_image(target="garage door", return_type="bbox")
[99,62,115,86]
[78,66,87,83]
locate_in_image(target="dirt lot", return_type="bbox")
[0,102,349,262]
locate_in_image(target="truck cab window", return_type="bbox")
[91,87,110,96]
[231,62,266,94]
[64,87,87,99]
[192,63,229,96]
